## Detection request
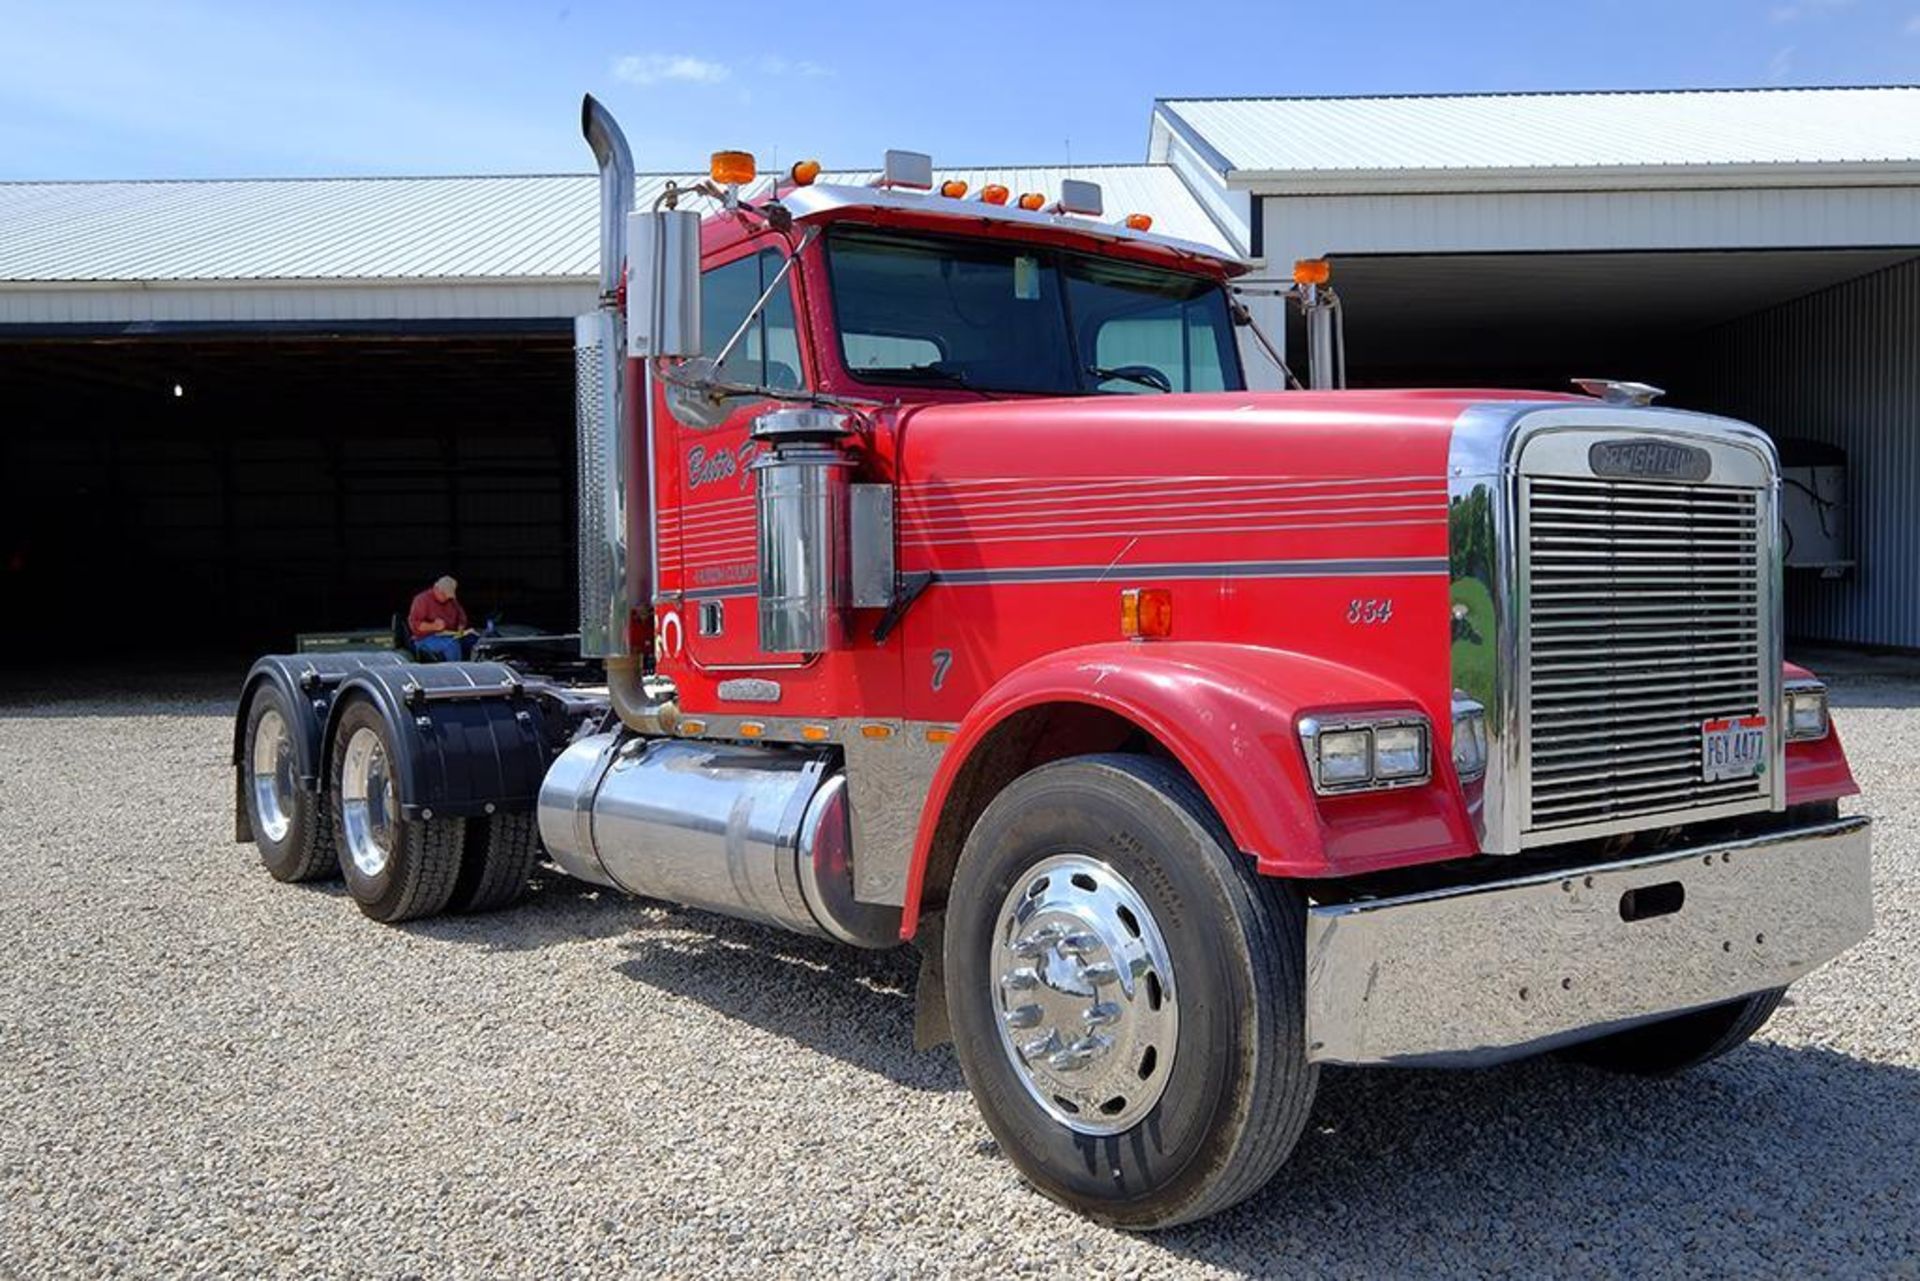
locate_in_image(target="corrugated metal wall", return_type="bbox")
[1692,256,1920,650]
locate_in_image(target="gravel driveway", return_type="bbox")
[2,658,1915,1278]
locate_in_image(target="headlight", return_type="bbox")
[1298,714,1431,794]
[1785,681,1830,742]
[1373,724,1428,780]
[1451,696,1488,781]
[1317,729,1373,786]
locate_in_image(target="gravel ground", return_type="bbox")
[1,657,1915,1279]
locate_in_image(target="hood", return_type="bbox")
[890,389,1567,582]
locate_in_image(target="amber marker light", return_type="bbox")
[860,724,894,740]
[979,184,1010,205]
[789,158,822,186]
[710,150,757,186]
[801,724,831,742]
[1293,257,1332,286]
[1017,192,1046,211]
[925,727,956,744]
[1120,587,1173,640]
[739,721,766,738]
[1123,213,1153,231]
[680,719,709,736]
[939,179,968,198]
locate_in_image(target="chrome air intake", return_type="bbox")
[1449,405,1783,854]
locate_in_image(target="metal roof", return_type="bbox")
[0,165,1235,285]
[1156,87,1920,181]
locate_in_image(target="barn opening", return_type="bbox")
[1,330,576,662]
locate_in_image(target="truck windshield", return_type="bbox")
[824,226,1244,397]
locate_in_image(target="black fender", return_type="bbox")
[320,661,552,823]
[232,651,408,842]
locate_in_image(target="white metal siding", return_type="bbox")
[1160,88,1920,175]
[0,281,596,325]
[1259,186,1920,264]
[1695,256,1920,650]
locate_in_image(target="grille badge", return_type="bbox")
[1588,439,1712,483]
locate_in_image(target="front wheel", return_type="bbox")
[944,754,1317,1230]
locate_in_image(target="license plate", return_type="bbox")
[1702,716,1769,782]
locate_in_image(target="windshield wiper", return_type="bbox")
[1087,364,1174,393]
[860,361,975,387]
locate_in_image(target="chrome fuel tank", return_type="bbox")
[537,732,900,948]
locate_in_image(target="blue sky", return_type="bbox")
[2,0,1916,180]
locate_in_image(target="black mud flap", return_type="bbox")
[323,661,553,822]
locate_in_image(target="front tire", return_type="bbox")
[330,700,465,923]
[944,754,1317,1230]
[1560,988,1786,1076]
[243,686,337,883]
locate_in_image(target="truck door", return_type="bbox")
[672,243,809,670]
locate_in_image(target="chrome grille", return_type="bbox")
[1524,475,1770,834]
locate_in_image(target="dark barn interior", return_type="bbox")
[1,332,575,660]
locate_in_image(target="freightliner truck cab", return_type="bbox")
[232,96,1871,1229]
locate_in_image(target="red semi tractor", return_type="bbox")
[233,98,1872,1228]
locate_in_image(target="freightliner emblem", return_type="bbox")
[1588,439,1711,483]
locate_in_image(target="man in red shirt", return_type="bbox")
[408,575,473,661]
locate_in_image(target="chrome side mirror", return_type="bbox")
[627,208,702,359]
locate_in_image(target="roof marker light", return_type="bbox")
[978,184,1010,205]
[939,179,968,198]
[710,150,756,186]
[789,158,821,186]
[1123,213,1153,231]
[1017,191,1045,211]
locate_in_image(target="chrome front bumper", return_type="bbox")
[1303,816,1873,1066]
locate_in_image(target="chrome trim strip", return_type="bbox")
[1304,816,1873,1067]
[683,555,1448,598]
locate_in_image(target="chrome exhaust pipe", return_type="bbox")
[576,94,644,660]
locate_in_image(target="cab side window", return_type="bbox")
[701,249,804,390]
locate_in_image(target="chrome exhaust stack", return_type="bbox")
[576,95,639,659]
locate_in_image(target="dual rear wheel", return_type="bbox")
[240,689,539,922]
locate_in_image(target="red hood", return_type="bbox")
[886,389,1580,587]
[894,389,1577,488]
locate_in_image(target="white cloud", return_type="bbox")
[1767,44,1796,76]
[754,54,835,78]
[613,53,730,87]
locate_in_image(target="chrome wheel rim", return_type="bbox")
[249,707,297,845]
[340,726,396,878]
[989,854,1178,1135]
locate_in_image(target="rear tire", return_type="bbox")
[243,686,337,883]
[1560,988,1786,1076]
[330,700,464,923]
[450,811,540,914]
[944,753,1317,1230]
